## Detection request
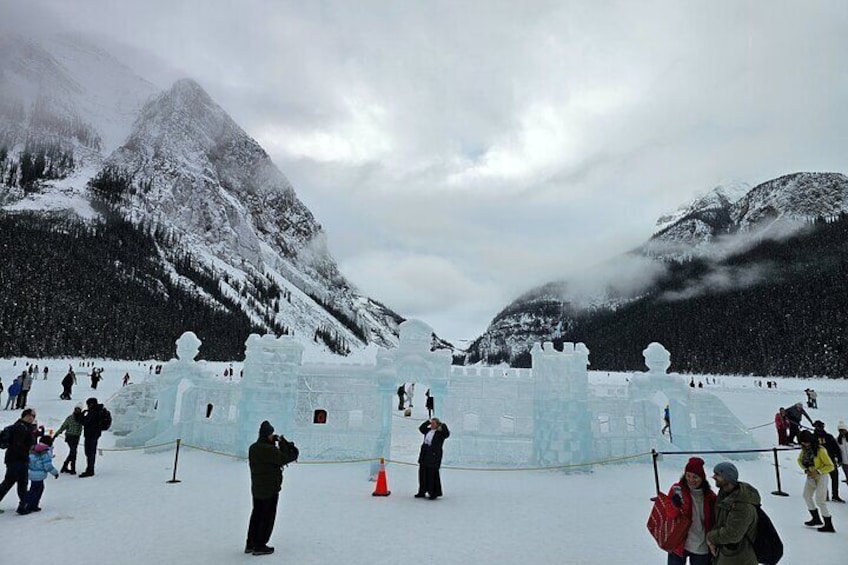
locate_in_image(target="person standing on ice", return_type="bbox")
[54,405,83,475]
[837,421,848,486]
[79,397,104,478]
[0,408,37,514]
[60,369,75,400]
[706,462,759,564]
[415,418,450,500]
[19,435,59,514]
[811,421,843,503]
[797,429,836,532]
[774,407,789,445]
[405,382,415,408]
[784,402,813,444]
[245,420,287,556]
[5,374,22,410]
[663,457,716,565]
[17,370,33,409]
[397,384,406,411]
[425,388,434,419]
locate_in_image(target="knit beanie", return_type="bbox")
[684,457,706,480]
[258,420,275,439]
[713,462,739,484]
[838,420,847,432]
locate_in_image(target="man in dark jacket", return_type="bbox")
[707,462,759,565]
[785,402,814,444]
[813,420,844,503]
[246,420,288,556]
[415,418,450,500]
[79,397,103,478]
[0,408,37,514]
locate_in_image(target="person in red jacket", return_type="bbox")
[665,457,717,565]
[774,408,790,445]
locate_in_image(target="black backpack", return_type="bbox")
[99,406,113,432]
[0,424,14,449]
[278,436,299,466]
[748,505,783,565]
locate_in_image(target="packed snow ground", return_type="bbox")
[1,358,846,564]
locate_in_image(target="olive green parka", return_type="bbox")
[707,481,760,565]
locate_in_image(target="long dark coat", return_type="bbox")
[418,421,450,468]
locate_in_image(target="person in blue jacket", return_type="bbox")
[20,435,59,514]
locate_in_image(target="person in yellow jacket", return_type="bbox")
[797,429,836,532]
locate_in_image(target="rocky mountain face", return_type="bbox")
[466,173,848,377]
[0,33,402,360]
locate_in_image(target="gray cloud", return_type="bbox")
[7,1,848,341]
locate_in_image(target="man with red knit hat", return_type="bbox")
[663,456,716,564]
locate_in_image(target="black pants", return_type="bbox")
[16,389,29,408]
[64,435,80,472]
[417,465,443,498]
[247,494,279,548]
[0,462,28,509]
[84,435,99,473]
[831,469,841,499]
[787,422,801,443]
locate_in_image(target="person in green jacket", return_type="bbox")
[54,405,83,474]
[798,429,836,532]
[245,420,288,556]
[706,462,759,565]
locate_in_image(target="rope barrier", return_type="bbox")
[99,439,178,453]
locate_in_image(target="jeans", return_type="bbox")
[4,394,16,410]
[668,550,712,565]
[0,462,29,508]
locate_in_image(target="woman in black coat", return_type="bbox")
[415,418,450,499]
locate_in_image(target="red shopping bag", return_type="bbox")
[647,492,691,551]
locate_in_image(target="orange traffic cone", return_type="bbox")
[372,458,391,497]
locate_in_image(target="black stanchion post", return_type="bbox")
[651,449,660,496]
[167,438,182,484]
[771,447,789,496]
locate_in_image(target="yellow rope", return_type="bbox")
[98,440,651,471]
[99,440,177,452]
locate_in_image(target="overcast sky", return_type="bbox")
[8,1,848,342]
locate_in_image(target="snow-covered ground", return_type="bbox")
[1,358,846,564]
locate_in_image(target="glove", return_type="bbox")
[54,474,59,479]
[671,493,683,508]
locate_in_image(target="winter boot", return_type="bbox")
[817,516,835,533]
[60,461,71,474]
[805,509,823,526]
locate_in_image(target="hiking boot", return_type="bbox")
[252,546,274,556]
[817,516,835,533]
[805,509,823,526]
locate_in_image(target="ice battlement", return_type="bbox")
[111,320,757,467]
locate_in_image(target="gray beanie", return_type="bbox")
[258,420,275,438]
[713,462,739,484]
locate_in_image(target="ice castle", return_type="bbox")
[111,320,757,466]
